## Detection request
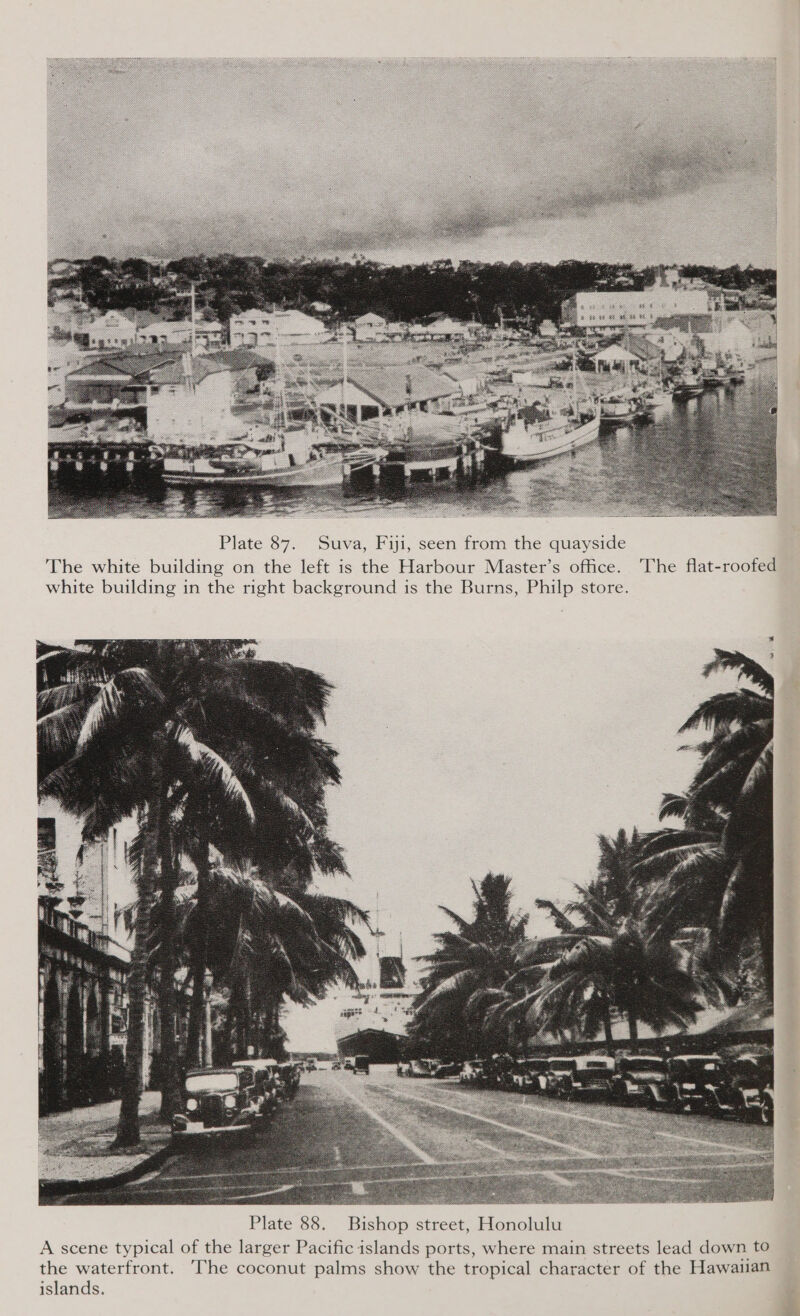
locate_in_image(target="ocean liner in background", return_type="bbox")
[334,922,417,1063]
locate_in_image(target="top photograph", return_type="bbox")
[47,58,777,520]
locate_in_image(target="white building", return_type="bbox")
[353,312,387,342]
[146,357,236,442]
[137,319,224,349]
[48,342,86,406]
[229,308,329,348]
[88,311,137,351]
[561,283,710,331]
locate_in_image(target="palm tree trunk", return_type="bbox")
[601,998,614,1049]
[185,822,210,1067]
[113,773,164,1148]
[758,910,774,1001]
[627,1010,639,1043]
[158,837,182,1122]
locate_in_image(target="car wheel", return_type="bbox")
[760,1095,774,1126]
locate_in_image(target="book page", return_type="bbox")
[1,2,797,1314]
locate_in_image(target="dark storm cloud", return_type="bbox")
[48,58,775,262]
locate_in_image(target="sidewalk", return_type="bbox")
[39,1090,174,1192]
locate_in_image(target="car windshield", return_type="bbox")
[185,1071,238,1094]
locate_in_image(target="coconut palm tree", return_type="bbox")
[37,641,346,1144]
[531,884,700,1043]
[638,649,774,996]
[412,874,528,1057]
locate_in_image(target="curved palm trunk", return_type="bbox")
[158,838,182,1122]
[113,771,164,1148]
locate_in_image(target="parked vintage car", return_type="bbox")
[232,1059,278,1122]
[433,1061,462,1079]
[558,1055,616,1101]
[643,1054,725,1113]
[353,1055,370,1076]
[459,1060,485,1086]
[610,1054,669,1106]
[704,1054,774,1122]
[541,1057,578,1095]
[409,1058,434,1078]
[511,1057,552,1093]
[172,1067,261,1140]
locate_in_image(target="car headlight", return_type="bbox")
[224,1094,237,1108]
[186,1098,198,1112]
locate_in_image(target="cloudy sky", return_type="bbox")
[253,638,769,1051]
[48,59,775,267]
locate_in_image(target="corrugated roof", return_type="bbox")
[67,351,182,380]
[343,365,456,408]
[207,348,268,372]
[653,315,714,334]
[149,357,229,385]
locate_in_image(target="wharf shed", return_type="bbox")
[64,351,182,413]
[315,364,458,423]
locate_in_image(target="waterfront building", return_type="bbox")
[229,308,329,348]
[88,310,138,351]
[315,364,458,423]
[64,351,180,414]
[739,309,777,348]
[146,356,234,441]
[560,282,710,331]
[137,318,224,349]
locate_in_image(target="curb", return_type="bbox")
[39,1141,176,1198]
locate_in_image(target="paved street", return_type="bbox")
[53,1067,773,1206]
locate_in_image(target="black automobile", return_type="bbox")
[644,1054,725,1114]
[610,1054,668,1106]
[541,1057,578,1095]
[558,1055,616,1101]
[704,1054,774,1122]
[172,1067,260,1140]
[353,1055,370,1076]
[511,1057,551,1093]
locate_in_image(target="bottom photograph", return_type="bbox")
[37,637,773,1206]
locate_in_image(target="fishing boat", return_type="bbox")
[599,390,639,428]
[154,342,383,487]
[701,356,730,387]
[498,351,600,465]
[672,367,705,400]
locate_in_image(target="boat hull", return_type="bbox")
[501,412,601,467]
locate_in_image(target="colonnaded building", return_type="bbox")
[37,806,160,1113]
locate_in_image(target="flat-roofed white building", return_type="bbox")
[561,283,710,331]
[230,308,329,348]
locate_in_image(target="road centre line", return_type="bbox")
[329,1076,436,1164]
[368,1085,593,1157]
[390,1083,626,1130]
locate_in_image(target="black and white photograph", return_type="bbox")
[38,638,774,1206]
[47,58,777,519]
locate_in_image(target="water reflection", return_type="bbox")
[50,360,777,519]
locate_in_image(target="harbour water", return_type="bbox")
[49,358,776,519]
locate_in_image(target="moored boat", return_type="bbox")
[498,351,601,464]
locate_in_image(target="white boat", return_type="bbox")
[499,351,600,466]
